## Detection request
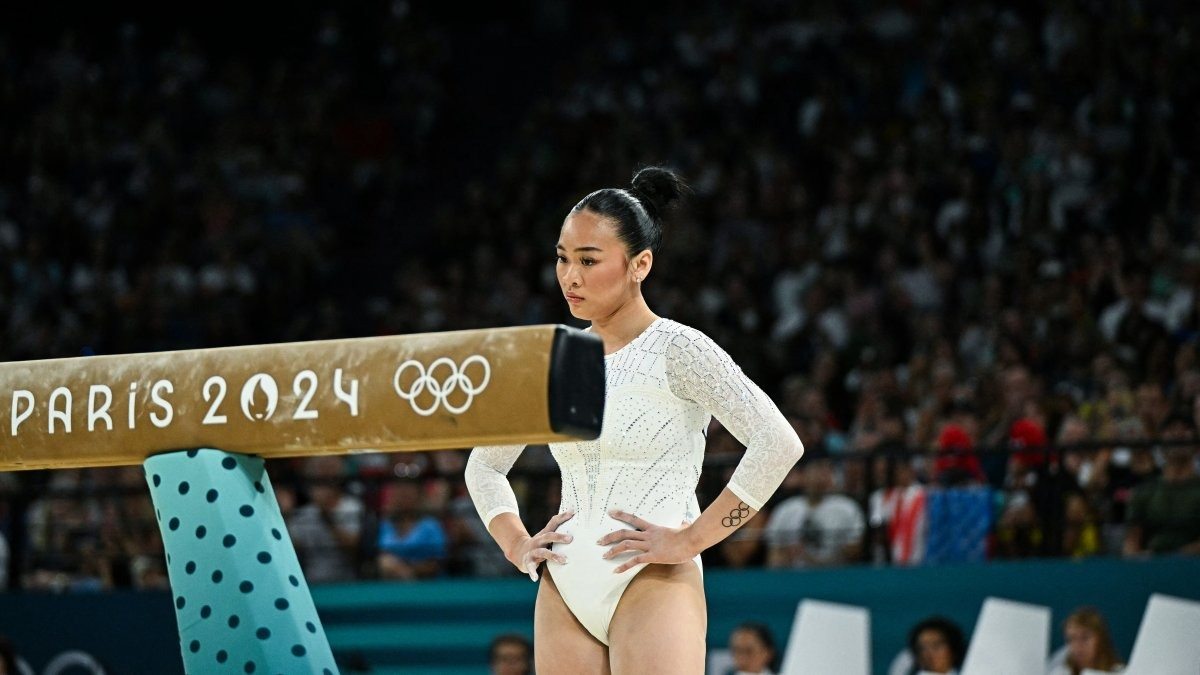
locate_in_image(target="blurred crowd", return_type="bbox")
[3,0,1200,591]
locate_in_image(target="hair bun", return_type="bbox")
[629,166,690,224]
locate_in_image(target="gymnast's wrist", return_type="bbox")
[680,523,704,557]
[504,535,531,567]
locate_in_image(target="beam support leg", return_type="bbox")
[145,448,338,674]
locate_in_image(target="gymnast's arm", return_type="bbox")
[465,445,572,579]
[604,329,804,571]
[465,445,527,560]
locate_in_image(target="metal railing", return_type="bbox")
[0,437,1193,590]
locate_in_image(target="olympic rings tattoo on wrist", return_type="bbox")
[722,501,751,528]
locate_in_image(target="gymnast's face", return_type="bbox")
[556,209,648,321]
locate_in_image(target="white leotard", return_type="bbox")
[465,317,803,643]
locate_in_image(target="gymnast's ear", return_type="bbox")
[629,248,653,284]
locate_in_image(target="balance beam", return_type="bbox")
[0,324,604,673]
[0,324,604,470]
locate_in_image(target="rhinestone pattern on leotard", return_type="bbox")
[465,318,803,531]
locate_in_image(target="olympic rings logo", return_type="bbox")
[392,355,491,416]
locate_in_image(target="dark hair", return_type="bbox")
[907,616,967,671]
[1159,411,1195,435]
[0,634,18,674]
[732,621,778,669]
[489,632,531,663]
[570,166,690,257]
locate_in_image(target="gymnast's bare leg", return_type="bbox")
[535,568,611,674]
[607,562,707,675]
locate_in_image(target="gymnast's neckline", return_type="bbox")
[601,316,664,360]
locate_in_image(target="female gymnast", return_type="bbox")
[465,167,805,674]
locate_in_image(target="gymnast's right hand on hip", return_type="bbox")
[505,510,574,582]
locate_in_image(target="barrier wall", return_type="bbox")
[1,556,1197,674]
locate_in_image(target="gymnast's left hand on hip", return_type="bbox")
[599,509,696,573]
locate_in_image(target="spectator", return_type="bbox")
[1058,415,1096,491]
[846,399,907,496]
[1082,414,1157,538]
[488,633,531,675]
[0,634,16,672]
[377,479,447,580]
[1047,607,1123,675]
[287,457,363,583]
[896,616,967,675]
[0,635,18,675]
[725,622,777,675]
[129,554,169,590]
[765,455,865,568]
[1123,414,1200,556]
[1061,492,1102,559]
[996,418,1076,557]
[924,484,993,564]
[932,424,985,487]
[869,457,927,566]
[1101,264,1169,373]
[1134,383,1170,437]
[1056,415,1119,555]
[1106,416,1160,514]
[445,491,512,577]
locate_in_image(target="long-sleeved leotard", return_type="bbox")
[465,317,803,643]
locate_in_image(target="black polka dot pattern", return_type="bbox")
[144,448,336,673]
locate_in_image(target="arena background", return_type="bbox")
[2,1,1200,674]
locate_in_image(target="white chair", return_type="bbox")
[888,648,913,675]
[1123,593,1200,675]
[707,647,734,675]
[1045,643,1068,673]
[778,599,870,675]
[961,597,1050,675]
